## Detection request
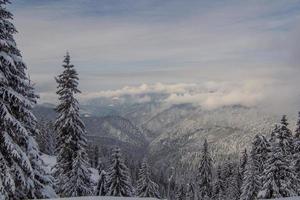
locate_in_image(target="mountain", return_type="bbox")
[34,102,295,171]
[145,105,279,169]
[84,115,148,158]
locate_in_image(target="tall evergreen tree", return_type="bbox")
[186,183,195,200]
[239,149,248,177]
[251,134,270,176]
[222,158,240,200]
[294,112,300,179]
[96,170,107,196]
[237,149,248,198]
[175,184,186,200]
[54,53,92,197]
[258,123,298,199]
[136,159,160,198]
[295,112,300,138]
[277,115,294,155]
[197,139,213,200]
[212,165,226,200]
[240,154,260,200]
[0,1,56,199]
[105,147,133,197]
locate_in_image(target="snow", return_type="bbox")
[265,198,300,200]
[41,154,57,172]
[45,197,160,200]
[42,197,300,200]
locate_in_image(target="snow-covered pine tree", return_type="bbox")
[94,145,100,168]
[186,183,195,200]
[294,112,300,180]
[251,134,270,175]
[222,158,240,200]
[258,123,298,199]
[212,165,226,200]
[65,150,93,196]
[240,153,260,200]
[136,159,160,198]
[54,52,92,197]
[175,184,186,200]
[105,147,134,197]
[0,1,56,199]
[197,139,213,200]
[277,115,294,155]
[237,149,248,198]
[96,170,107,196]
[239,149,248,178]
[295,112,300,138]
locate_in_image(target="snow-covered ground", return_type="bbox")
[46,197,159,200]
[42,196,300,200]
[266,198,300,200]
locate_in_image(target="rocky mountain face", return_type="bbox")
[34,102,292,170]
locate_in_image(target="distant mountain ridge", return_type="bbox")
[34,102,295,169]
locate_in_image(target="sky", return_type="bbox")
[9,0,300,114]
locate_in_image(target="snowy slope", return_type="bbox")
[46,197,159,200]
[265,197,300,200]
[43,196,300,200]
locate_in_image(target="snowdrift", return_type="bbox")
[46,197,160,200]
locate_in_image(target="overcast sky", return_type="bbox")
[10,0,300,113]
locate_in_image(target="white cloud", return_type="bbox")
[78,81,269,110]
[82,83,196,99]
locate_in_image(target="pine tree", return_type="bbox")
[197,139,213,200]
[0,1,56,199]
[251,134,270,175]
[96,170,107,196]
[212,165,226,200]
[186,183,195,200]
[54,53,92,197]
[240,154,260,200]
[239,149,248,177]
[136,159,160,198]
[105,147,134,197]
[237,149,248,198]
[258,123,298,199]
[94,145,100,168]
[222,158,240,200]
[295,112,300,138]
[294,112,300,180]
[175,184,186,200]
[277,115,294,155]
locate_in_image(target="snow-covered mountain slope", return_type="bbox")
[35,103,296,170]
[147,105,280,168]
[85,116,148,158]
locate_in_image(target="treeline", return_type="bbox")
[174,115,300,200]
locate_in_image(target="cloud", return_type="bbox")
[83,83,196,99]
[165,81,264,110]
[78,81,270,110]
[8,1,300,113]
